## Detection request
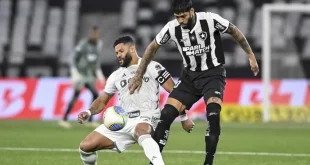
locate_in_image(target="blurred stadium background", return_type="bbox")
[1,0,310,165]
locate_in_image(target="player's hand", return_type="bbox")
[129,75,143,94]
[181,119,195,133]
[78,112,90,124]
[249,56,259,76]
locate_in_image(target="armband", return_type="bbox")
[155,70,170,85]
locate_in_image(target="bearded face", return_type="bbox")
[118,51,132,67]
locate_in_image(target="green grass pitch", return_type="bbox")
[0,120,310,165]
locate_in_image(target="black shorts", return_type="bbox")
[169,65,226,109]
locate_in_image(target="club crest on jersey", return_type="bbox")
[198,31,207,40]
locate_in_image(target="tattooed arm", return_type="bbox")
[226,23,259,76]
[129,40,160,94]
[89,93,113,115]
[226,23,253,56]
[136,40,160,78]
[78,92,113,123]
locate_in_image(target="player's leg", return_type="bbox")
[201,67,226,165]
[63,88,81,121]
[80,124,136,165]
[61,68,84,127]
[152,75,201,152]
[135,118,165,165]
[85,82,99,123]
[79,131,114,165]
[59,81,82,128]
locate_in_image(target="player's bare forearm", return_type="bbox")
[88,93,113,115]
[162,77,175,93]
[227,23,255,58]
[136,40,160,78]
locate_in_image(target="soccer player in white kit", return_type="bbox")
[77,36,194,165]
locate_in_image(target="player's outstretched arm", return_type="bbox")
[137,40,160,78]
[89,92,113,115]
[129,40,161,94]
[226,23,259,76]
[161,77,175,93]
[78,92,113,124]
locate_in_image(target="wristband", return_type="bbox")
[85,110,92,116]
[180,114,188,121]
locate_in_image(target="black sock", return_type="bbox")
[204,135,219,165]
[204,103,221,165]
[63,90,80,121]
[149,104,179,165]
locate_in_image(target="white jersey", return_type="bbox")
[104,59,170,113]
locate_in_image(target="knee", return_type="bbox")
[166,98,186,111]
[160,104,180,122]
[206,97,222,105]
[79,140,94,152]
[134,123,152,139]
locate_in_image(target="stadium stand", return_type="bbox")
[0,0,309,78]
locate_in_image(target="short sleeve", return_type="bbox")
[103,72,117,95]
[209,12,229,33]
[148,61,171,85]
[155,23,171,45]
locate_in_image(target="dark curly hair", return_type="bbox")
[113,36,135,48]
[171,0,193,14]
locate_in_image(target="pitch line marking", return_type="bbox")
[0,147,309,157]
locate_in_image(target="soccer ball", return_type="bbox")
[103,106,127,131]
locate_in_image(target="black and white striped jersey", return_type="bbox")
[155,12,229,72]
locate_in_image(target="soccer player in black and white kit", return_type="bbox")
[129,0,259,165]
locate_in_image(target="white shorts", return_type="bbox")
[95,110,160,152]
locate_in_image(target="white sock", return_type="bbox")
[138,134,165,165]
[79,148,98,165]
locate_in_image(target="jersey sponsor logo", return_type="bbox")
[128,110,140,118]
[120,76,150,88]
[87,54,97,61]
[198,31,208,40]
[155,70,170,85]
[182,44,210,56]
